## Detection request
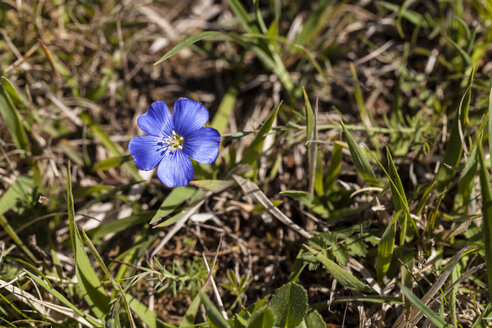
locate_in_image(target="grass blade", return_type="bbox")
[24,271,103,327]
[149,186,198,225]
[67,163,110,318]
[200,292,229,328]
[79,227,136,327]
[340,120,377,186]
[478,135,492,298]
[234,175,312,239]
[154,31,223,65]
[211,87,237,135]
[80,112,141,180]
[399,284,451,328]
[0,80,29,151]
[241,102,282,166]
[376,211,399,283]
[1,76,28,109]
[437,67,474,191]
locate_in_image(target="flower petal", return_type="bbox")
[129,136,166,171]
[172,98,209,136]
[157,150,194,187]
[137,101,174,137]
[182,127,221,164]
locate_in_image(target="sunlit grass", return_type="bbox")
[1,1,492,327]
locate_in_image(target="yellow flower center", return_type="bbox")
[164,130,184,150]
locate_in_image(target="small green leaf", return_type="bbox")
[154,31,223,65]
[271,282,308,328]
[246,307,274,328]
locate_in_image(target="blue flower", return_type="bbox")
[129,98,221,188]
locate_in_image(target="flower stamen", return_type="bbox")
[164,130,184,151]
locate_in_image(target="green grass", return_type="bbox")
[1,0,492,327]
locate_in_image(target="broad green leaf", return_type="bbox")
[154,31,223,65]
[304,310,326,328]
[340,120,377,185]
[241,102,282,166]
[200,292,229,328]
[212,87,237,134]
[189,180,234,193]
[149,186,197,225]
[246,307,274,328]
[0,81,29,151]
[24,271,103,327]
[67,164,110,317]
[399,284,451,328]
[478,136,492,298]
[304,245,373,293]
[280,190,328,217]
[271,282,308,328]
